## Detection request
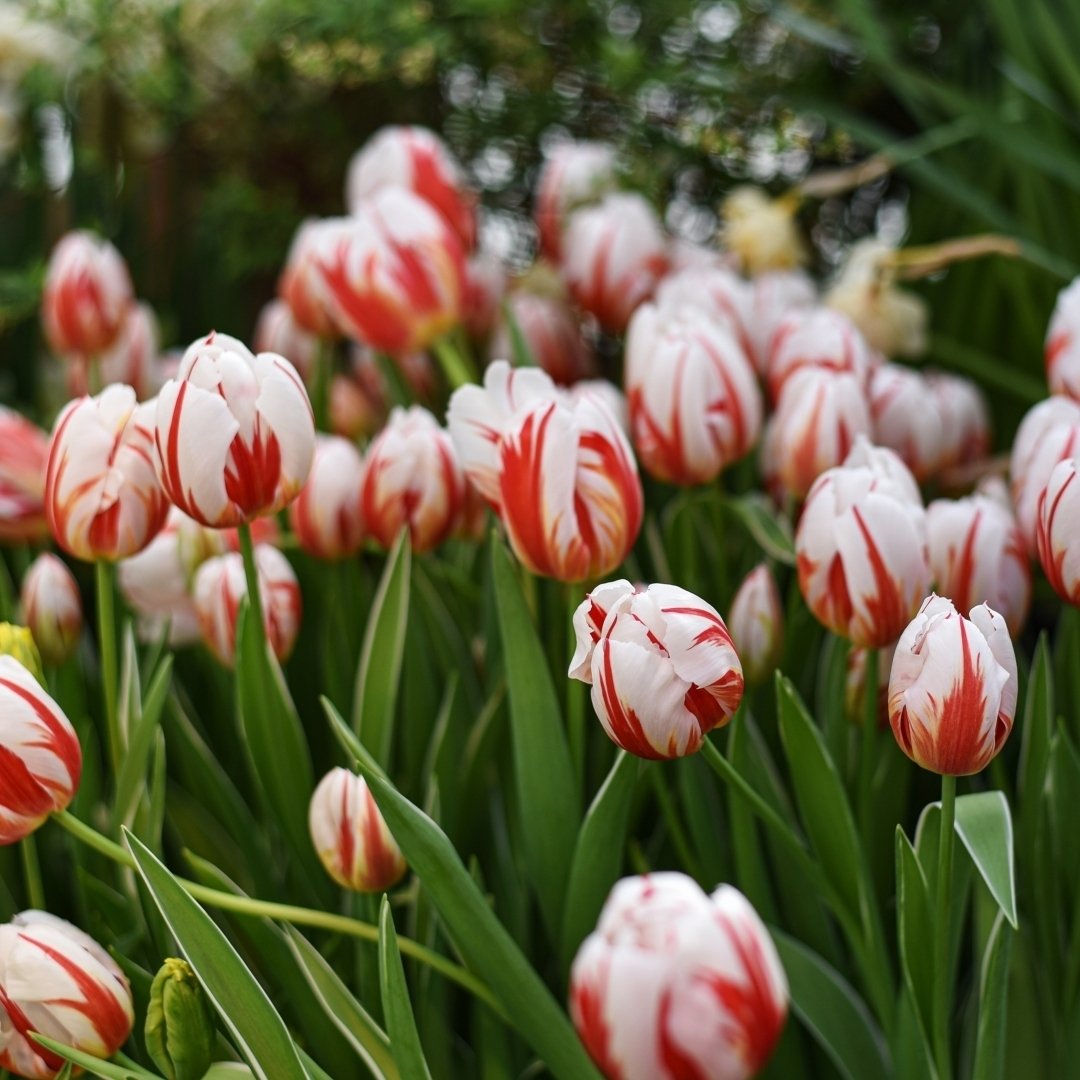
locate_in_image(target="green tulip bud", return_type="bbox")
[145,958,216,1080]
[0,623,44,684]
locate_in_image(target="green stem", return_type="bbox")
[311,338,333,433]
[433,336,476,390]
[95,559,121,776]
[650,767,703,881]
[376,352,412,408]
[858,648,878,855]
[237,523,266,639]
[933,774,957,1080]
[20,834,44,909]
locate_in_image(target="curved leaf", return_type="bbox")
[954,792,1018,928]
[379,897,433,1080]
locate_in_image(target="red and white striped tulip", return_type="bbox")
[345,125,476,250]
[289,435,365,560]
[888,594,1017,775]
[720,186,806,276]
[308,767,407,892]
[625,304,762,485]
[279,219,349,340]
[843,435,923,507]
[0,656,81,844]
[562,193,669,334]
[489,291,596,386]
[535,140,618,261]
[570,873,787,1080]
[193,544,300,667]
[19,554,81,667]
[927,372,990,473]
[153,332,315,528]
[1036,457,1080,605]
[568,580,744,759]
[727,564,783,685]
[869,363,945,482]
[449,361,643,581]
[45,385,170,562]
[0,911,134,1079]
[90,301,159,400]
[565,379,630,434]
[0,407,49,544]
[41,231,133,357]
[253,298,317,384]
[462,251,506,342]
[360,406,464,554]
[766,307,873,405]
[1045,277,1080,400]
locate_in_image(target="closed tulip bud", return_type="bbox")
[360,406,464,554]
[0,911,134,1079]
[289,435,365,560]
[720,186,806,276]
[888,594,1017,775]
[767,307,873,405]
[0,626,43,685]
[193,545,300,667]
[625,304,762,485]
[570,873,787,1080]
[46,385,170,562]
[309,767,406,892]
[20,554,82,666]
[145,958,216,1080]
[92,301,160,401]
[569,580,744,759]
[462,252,506,341]
[927,372,990,473]
[1011,398,1080,553]
[1045,277,1080,400]
[279,219,348,340]
[869,364,945,482]
[0,406,49,544]
[535,140,618,261]
[154,332,315,528]
[562,193,669,334]
[41,231,133,357]
[490,291,596,386]
[449,361,643,581]
[345,125,476,250]
[728,565,783,685]
[1037,457,1080,605]
[253,299,317,385]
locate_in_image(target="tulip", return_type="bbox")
[193,544,301,667]
[253,298,317,384]
[41,230,133,357]
[1045,277,1080,400]
[19,554,82,666]
[92,301,160,400]
[766,307,873,405]
[561,193,669,334]
[565,379,630,434]
[489,291,596,385]
[0,911,134,1079]
[0,406,49,544]
[449,361,643,581]
[0,655,81,844]
[625,304,762,485]
[154,332,315,528]
[462,252,506,342]
[1036,456,1080,605]
[570,873,788,1080]
[279,219,349,340]
[720,186,806,276]
[46,385,170,561]
[926,372,990,473]
[868,363,945,482]
[345,125,476,250]
[667,237,732,273]
[568,580,744,759]
[330,372,383,441]
[145,958,216,1080]
[535,140,618,260]
[842,435,924,507]
[727,564,783,684]
[887,594,1017,775]
[309,767,406,892]
[289,435,366,560]
[0,626,43,685]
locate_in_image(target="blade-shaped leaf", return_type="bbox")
[29,1037,158,1080]
[973,912,1013,1080]
[722,493,796,565]
[954,792,1018,928]
[895,827,936,1071]
[379,897,433,1080]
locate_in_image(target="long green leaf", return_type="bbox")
[954,792,1018,929]
[973,912,1013,1080]
[29,1037,159,1080]
[379,897,433,1080]
[722,493,796,566]
[895,828,936,1072]
[1018,637,1053,868]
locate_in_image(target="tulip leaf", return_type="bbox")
[954,791,1018,929]
[895,827,935,1065]
[379,896,434,1080]
[1017,636,1053,870]
[500,299,537,367]
[28,1038,158,1080]
[972,912,1014,1080]
[722,493,796,566]
[123,830,312,1080]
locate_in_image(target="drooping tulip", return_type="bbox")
[279,219,349,340]
[93,301,160,400]
[720,186,806,276]
[289,435,365,560]
[19,553,82,666]
[766,307,873,405]
[0,407,49,544]
[489,290,596,386]
[568,580,744,759]
[535,140,618,260]
[727,564,783,685]
[1045,277,1080,400]
[253,298,317,384]
[1036,457,1080,605]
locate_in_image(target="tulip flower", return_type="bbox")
[279,219,349,340]
[727,564,783,684]
[570,873,787,1080]
[565,379,630,434]
[568,580,744,759]
[561,192,669,334]
[449,361,643,581]
[462,252,507,342]
[0,910,134,1079]
[92,301,160,400]
[345,125,476,250]
[887,594,1017,775]
[0,406,49,544]
[253,298,317,384]
[625,304,762,485]
[1036,457,1080,605]
[19,553,82,666]
[535,140,618,260]
[309,767,407,892]
[720,186,806,276]
[360,406,464,554]
[926,372,990,473]
[45,385,170,562]
[41,230,133,357]
[869,364,945,482]
[1045,277,1080,400]
[289,435,366,560]
[154,332,315,528]
[489,291,596,385]
[0,655,81,844]
[330,372,383,441]
[766,307,873,404]
[193,544,301,667]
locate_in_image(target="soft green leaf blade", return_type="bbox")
[379,897,433,1080]
[29,1037,158,1080]
[973,912,1013,1080]
[722,494,796,565]
[954,792,1018,928]
[1018,636,1053,866]
[895,827,936,1071]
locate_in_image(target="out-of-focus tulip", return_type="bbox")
[145,958,216,1080]
[0,626,43,685]
[535,140,618,260]
[625,304,762,485]
[565,379,630,434]
[0,910,134,1079]
[449,361,643,581]
[869,364,944,482]
[253,298,317,384]
[41,231,133,357]
[927,372,990,473]
[562,193,669,334]
[570,873,787,1080]
[154,332,315,528]
[91,301,159,400]
[728,564,783,684]
[193,544,300,667]
[0,655,81,844]
[1036,457,1080,605]
[845,642,895,728]
[766,307,873,405]
[289,435,365,560]
[330,372,383,441]
[279,219,348,340]
[888,594,1017,775]
[667,238,732,273]
[1045,277,1080,400]
[462,251,506,341]
[46,385,170,562]
[314,189,465,357]
[489,290,596,385]
[843,435,923,507]
[345,125,475,250]
[0,407,49,544]
[720,186,806,276]
[309,767,406,892]
[19,554,81,666]
[568,580,744,759]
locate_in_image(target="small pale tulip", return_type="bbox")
[490,291,596,385]
[927,372,990,473]
[253,298,317,384]
[869,363,945,482]
[727,565,783,684]
[289,435,365,560]
[0,407,49,544]
[279,219,348,340]
[535,140,618,260]
[19,554,82,666]
[1045,277,1080,400]
[92,301,160,400]
[767,307,873,404]
[720,186,806,276]
[1036,457,1080,605]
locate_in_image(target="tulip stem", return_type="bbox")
[95,559,121,777]
[858,648,878,855]
[237,522,266,643]
[311,338,332,432]
[933,774,957,1080]
[433,336,476,390]
[20,834,44,909]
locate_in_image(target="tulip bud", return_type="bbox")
[93,301,160,401]
[309,767,407,892]
[0,406,49,544]
[449,361,643,581]
[0,911,134,1079]
[869,363,945,482]
[45,385,170,562]
[569,580,744,759]
[289,435,365,560]
[279,219,348,340]
[145,958,216,1080]
[766,307,873,405]
[462,252,506,342]
[1046,277,1080,400]
[253,299,317,385]
[570,873,788,1080]
[1036,456,1080,605]
[720,186,806,276]
[888,594,1017,775]
[154,332,315,528]
[727,564,783,684]
[0,625,44,684]
[489,291,596,386]
[926,372,990,473]
[535,140,618,261]
[20,554,82,666]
